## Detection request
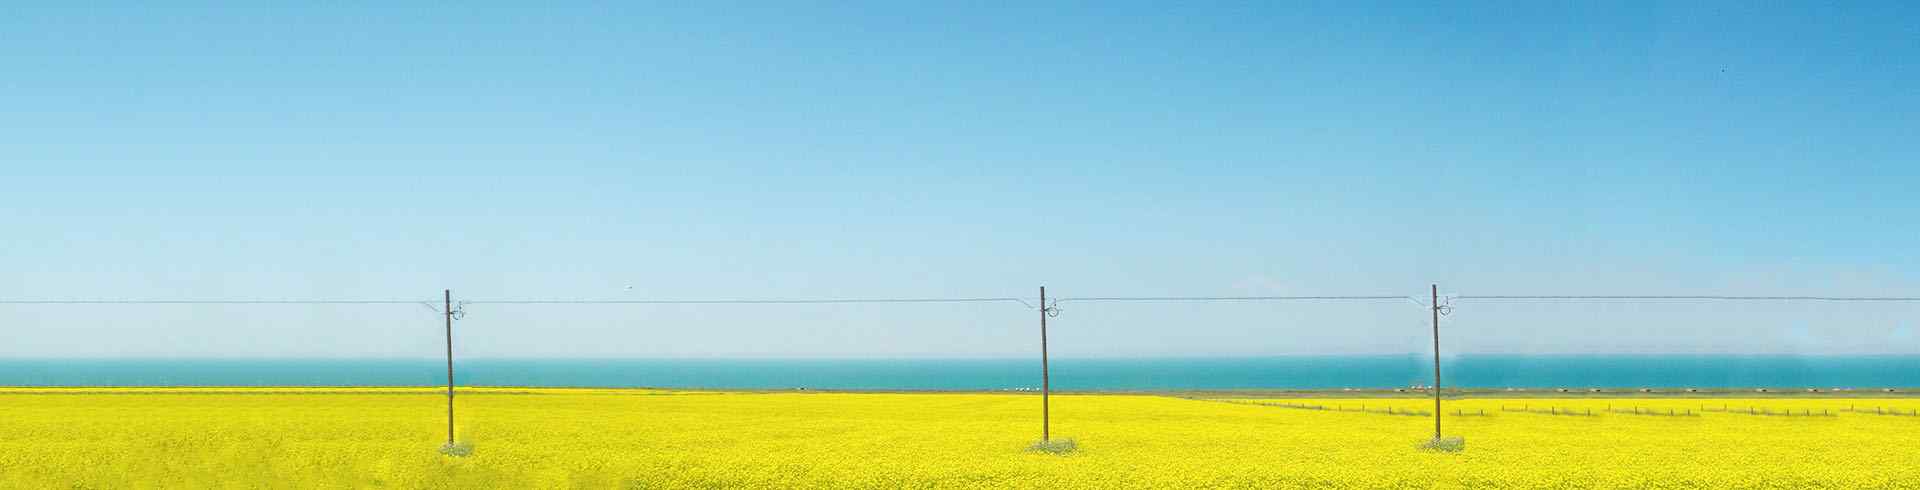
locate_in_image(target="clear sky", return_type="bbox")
[3,2,1916,358]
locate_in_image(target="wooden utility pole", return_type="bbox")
[444,289,455,446]
[1430,284,1442,440]
[1040,286,1050,442]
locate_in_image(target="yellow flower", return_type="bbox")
[0,388,1915,488]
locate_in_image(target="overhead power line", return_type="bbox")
[1057,295,1411,303]
[464,296,1418,309]
[1451,294,1920,301]
[463,297,1027,305]
[0,300,428,304]
[7,294,1915,305]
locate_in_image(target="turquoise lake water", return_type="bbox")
[3,356,1916,390]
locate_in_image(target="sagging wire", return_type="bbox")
[1055,295,1412,304]
[419,300,469,320]
[460,297,1030,319]
[1456,295,1920,302]
[1034,295,1414,318]
[1011,297,1062,316]
[0,300,427,304]
[464,298,1026,306]
[458,294,1409,318]
[1405,294,1457,314]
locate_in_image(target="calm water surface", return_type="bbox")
[3,356,1916,390]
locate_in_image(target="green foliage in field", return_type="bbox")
[1026,438,1077,455]
[1418,436,1465,453]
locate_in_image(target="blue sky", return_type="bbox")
[2,2,1916,358]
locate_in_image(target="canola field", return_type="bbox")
[2,388,1918,488]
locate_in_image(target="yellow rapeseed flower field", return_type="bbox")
[2,388,1917,488]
